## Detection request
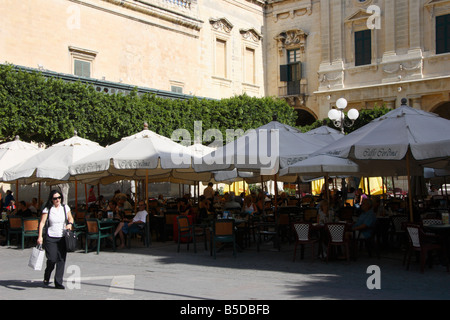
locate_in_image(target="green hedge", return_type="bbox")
[0,64,297,146]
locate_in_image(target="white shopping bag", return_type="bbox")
[28,245,45,271]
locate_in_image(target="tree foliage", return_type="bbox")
[0,64,297,146]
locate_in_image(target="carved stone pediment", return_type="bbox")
[344,9,373,24]
[209,17,233,33]
[240,28,262,42]
[274,29,308,54]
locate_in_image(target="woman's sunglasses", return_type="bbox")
[52,196,62,201]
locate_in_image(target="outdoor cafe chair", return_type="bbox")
[176,215,206,253]
[405,223,448,273]
[293,223,318,261]
[7,216,25,248]
[126,215,151,249]
[390,214,408,246]
[85,218,115,254]
[7,217,39,249]
[256,220,280,252]
[325,223,350,263]
[211,219,236,259]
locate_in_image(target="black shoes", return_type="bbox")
[43,280,65,289]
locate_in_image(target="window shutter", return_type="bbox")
[280,64,290,82]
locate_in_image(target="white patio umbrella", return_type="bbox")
[279,154,359,177]
[0,136,42,180]
[69,124,213,185]
[311,98,450,220]
[305,125,344,144]
[0,136,43,202]
[3,133,104,184]
[193,120,327,205]
[193,120,328,175]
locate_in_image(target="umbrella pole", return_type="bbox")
[392,177,396,198]
[146,170,149,212]
[75,179,78,215]
[84,184,88,208]
[38,182,41,212]
[406,152,414,222]
[16,179,19,203]
[274,174,278,214]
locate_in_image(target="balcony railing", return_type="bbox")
[279,80,301,97]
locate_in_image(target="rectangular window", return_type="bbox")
[436,14,450,54]
[355,30,372,66]
[171,86,183,94]
[74,59,91,78]
[244,47,255,84]
[215,39,227,78]
[287,49,300,63]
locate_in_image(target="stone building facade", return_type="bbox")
[265,0,450,124]
[1,0,449,125]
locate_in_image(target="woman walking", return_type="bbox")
[37,190,74,289]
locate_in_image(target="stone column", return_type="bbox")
[382,0,396,60]
[320,0,330,64]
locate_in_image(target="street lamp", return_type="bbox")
[328,98,359,134]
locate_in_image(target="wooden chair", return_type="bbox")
[22,218,39,250]
[211,219,236,259]
[7,216,23,248]
[176,215,206,253]
[163,212,179,241]
[405,224,448,273]
[293,223,318,261]
[85,218,115,254]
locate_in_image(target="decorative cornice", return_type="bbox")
[100,0,203,31]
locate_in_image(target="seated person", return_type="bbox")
[223,193,241,210]
[114,201,148,249]
[28,197,39,215]
[317,199,333,224]
[178,197,191,215]
[198,195,212,222]
[106,199,122,220]
[6,200,16,212]
[117,195,133,212]
[352,198,377,239]
[14,200,34,218]
[242,196,257,216]
[277,192,288,207]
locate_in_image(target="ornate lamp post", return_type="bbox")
[328,98,360,134]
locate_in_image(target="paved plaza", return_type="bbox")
[0,237,449,304]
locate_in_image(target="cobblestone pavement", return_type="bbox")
[0,238,449,304]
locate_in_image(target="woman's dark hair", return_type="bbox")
[44,189,64,212]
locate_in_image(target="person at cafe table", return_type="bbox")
[352,198,377,239]
[114,201,148,249]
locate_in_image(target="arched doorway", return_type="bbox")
[294,109,316,127]
[432,101,450,120]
